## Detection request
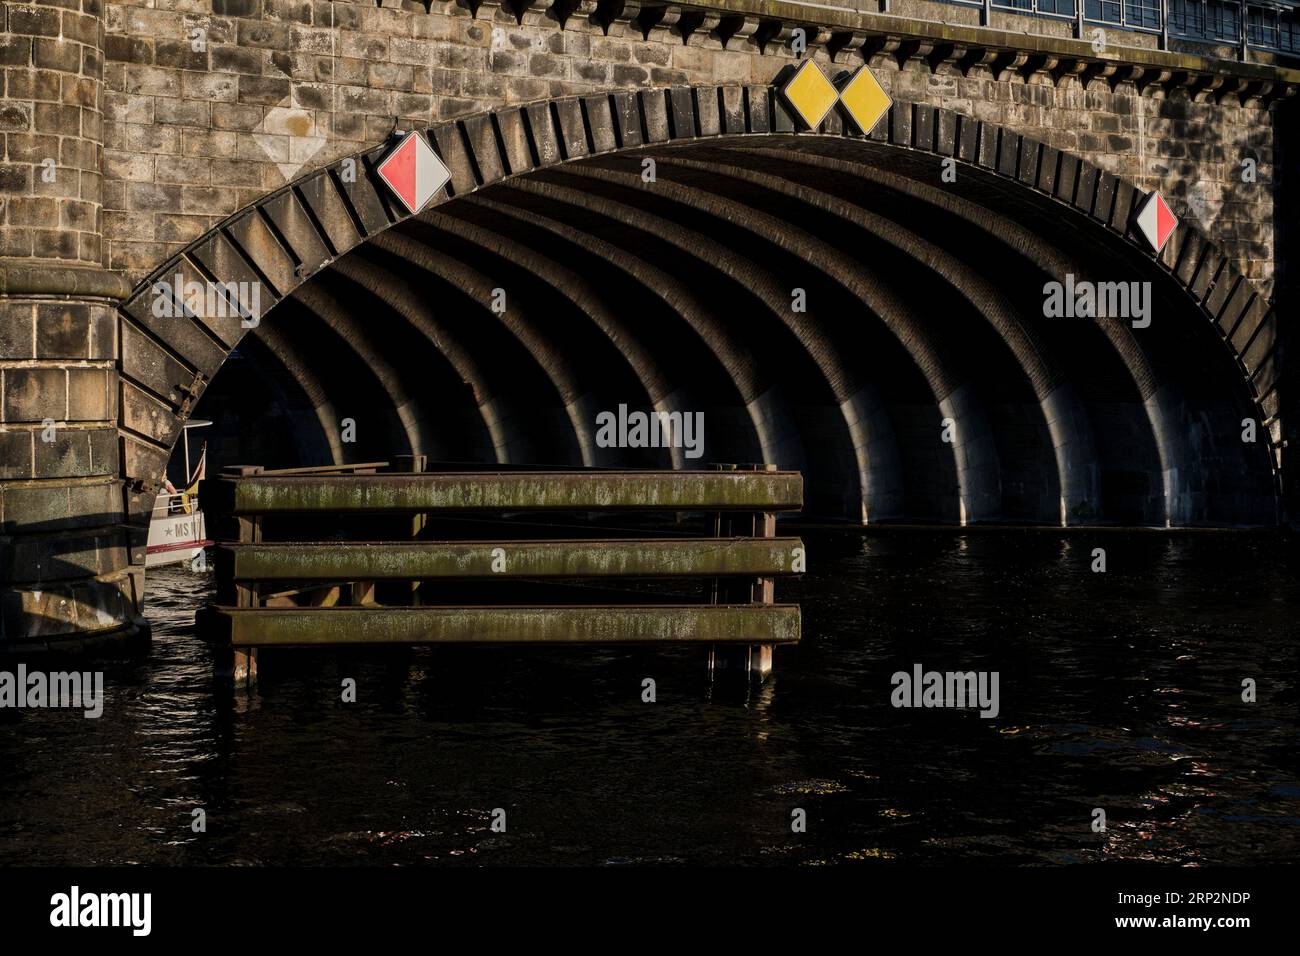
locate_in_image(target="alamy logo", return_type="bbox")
[150,273,260,327]
[0,666,103,718]
[50,886,151,936]
[890,664,1000,718]
[595,405,705,459]
[1042,274,1151,329]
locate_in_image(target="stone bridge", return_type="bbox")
[1,0,1299,648]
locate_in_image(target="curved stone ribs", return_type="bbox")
[120,85,1281,529]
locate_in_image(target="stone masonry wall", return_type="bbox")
[88,0,1282,290]
[1,0,141,646]
[1,0,105,265]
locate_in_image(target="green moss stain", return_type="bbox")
[233,471,802,514]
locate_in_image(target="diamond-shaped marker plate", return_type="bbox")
[837,66,892,135]
[781,60,840,130]
[1133,190,1178,255]
[376,131,450,215]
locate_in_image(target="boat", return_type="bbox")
[146,420,213,569]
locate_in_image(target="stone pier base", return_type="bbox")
[0,259,144,651]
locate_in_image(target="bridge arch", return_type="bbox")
[121,84,1282,528]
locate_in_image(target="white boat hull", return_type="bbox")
[146,506,210,568]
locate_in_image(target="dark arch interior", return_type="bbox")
[184,134,1278,527]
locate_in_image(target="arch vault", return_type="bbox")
[120,84,1281,536]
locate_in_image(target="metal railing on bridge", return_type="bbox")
[196,458,806,689]
[936,0,1300,58]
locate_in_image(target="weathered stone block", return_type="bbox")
[612,63,648,86]
[33,301,93,358]
[127,181,183,211]
[66,367,116,422]
[156,214,210,244]
[6,196,59,226]
[0,477,120,534]
[0,430,32,480]
[153,39,207,72]
[124,64,181,97]
[10,6,62,38]
[0,164,32,192]
[125,123,180,153]
[211,45,263,76]
[0,31,31,66]
[121,377,181,446]
[0,104,32,132]
[2,367,67,422]
[154,98,211,128]
[214,0,264,16]
[239,20,292,50]
[238,75,292,105]
[32,427,93,479]
[31,227,79,259]
[493,106,533,173]
[297,173,363,254]
[183,72,238,104]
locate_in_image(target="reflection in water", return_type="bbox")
[0,531,1296,865]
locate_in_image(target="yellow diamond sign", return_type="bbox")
[779,61,892,135]
[781,60,840,130]
[837,66,892,135]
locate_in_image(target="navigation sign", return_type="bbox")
[375,131,450,215]
[1134,190,1178,254]
[836,66,892,135]
[781,60,840,130]
[779,60,891,135]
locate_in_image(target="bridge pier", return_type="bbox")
[0,262,145,651]
[0,0,147,650]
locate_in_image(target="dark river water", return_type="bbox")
[2,531,1296,866]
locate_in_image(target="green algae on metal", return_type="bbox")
[217,604,801,646]
[226,537,806,580]
[227,471,804,514]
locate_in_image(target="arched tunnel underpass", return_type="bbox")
[155,97,1278,530]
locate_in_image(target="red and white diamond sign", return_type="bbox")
[1134,190,1178,254]
[376,131,450,215]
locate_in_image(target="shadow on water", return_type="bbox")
[0,530,1296,865]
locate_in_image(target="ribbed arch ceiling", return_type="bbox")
[162,103,1277,528]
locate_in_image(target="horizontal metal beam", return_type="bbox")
[220,537,805,580]
[203,604,801,647]
[224,462,389,476]
[205,470,803,514]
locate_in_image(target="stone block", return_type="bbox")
[2,367,66,422]
[66,367,116,422]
